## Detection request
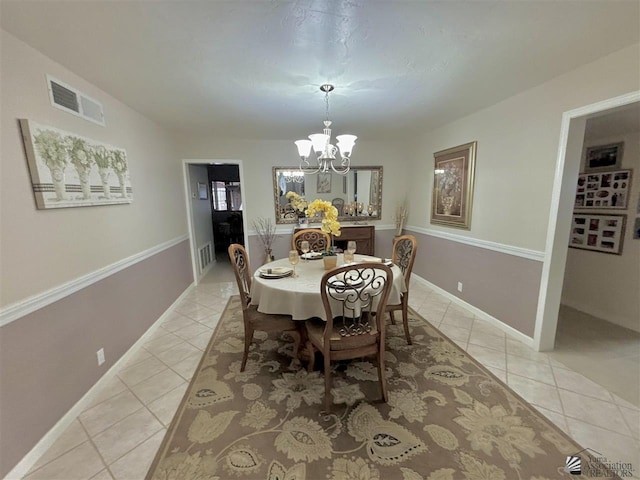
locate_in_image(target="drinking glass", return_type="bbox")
[288,250,300,277]
[300,240,310,262]
[347,241,357,255]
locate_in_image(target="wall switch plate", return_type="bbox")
[457,282,463,292]
[97,348,105,366]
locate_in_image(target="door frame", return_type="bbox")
[182,158,249,285]
[534,90,640,351]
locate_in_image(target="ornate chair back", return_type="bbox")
[392,234,417,286]
[331,197,345,216]
[312,263,392,409]
[228,243,252,310]
[292,229,331,253]
[228,243,300,372]
[387,234,417,344]
[281,203,297,219]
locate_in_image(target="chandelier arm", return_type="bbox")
[299,157,321,175]
[330,157,350,175]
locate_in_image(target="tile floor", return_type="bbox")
[17,259,640,480]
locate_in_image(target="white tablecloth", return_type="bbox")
[250,254,407,321]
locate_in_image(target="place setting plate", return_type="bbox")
[259,266,294,279]
[301,252,324,260]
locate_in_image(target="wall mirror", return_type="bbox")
[273,166,383,224]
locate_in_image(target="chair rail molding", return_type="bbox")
[0,234,189,327]
[404,225,544,262]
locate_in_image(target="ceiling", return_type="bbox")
[1,1,639,141]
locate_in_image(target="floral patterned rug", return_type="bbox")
[146,296,617,480]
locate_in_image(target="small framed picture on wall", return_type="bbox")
[197,182,208,200]
[584,142,624,173]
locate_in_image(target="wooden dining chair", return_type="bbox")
[292,229,330,254]
[228,244,300,371]
[306,263,393,410]
[386,234,417,344]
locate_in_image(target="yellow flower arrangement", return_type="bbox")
[285,191,308,215]
[306,199,341,237]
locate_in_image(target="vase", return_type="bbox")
[99,168,111,199]
[299,217,308,227]
[323,256,337,270]
[50,167,67,201]
[117,172,128,198]
[78,169,91,200]
[264,249,274,264]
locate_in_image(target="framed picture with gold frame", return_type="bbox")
[431,141,477,229]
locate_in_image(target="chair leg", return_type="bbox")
[289,329,301,361]
[389,310,396,325]
[306,341,315,372]
[377,348,388,403]
[401,296,412,345]
[324,353,332,411]
[241,326,254,372]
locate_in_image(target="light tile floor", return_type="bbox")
[18,262,640,480]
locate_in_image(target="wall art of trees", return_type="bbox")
[20,119,133,209]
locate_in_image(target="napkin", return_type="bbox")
[260,266,292,275]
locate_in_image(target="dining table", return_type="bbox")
[250,253,407,321]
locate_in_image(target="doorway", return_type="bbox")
[182,159,248,285]
[534,91,640,352]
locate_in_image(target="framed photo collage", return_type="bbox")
[571,150,632,255]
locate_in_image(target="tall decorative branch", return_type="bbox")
[394,200,409,236]
[253,217,277,261]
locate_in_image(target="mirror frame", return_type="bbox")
[272,166,383,224]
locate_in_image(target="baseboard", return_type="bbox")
[561,300,640,333]
[197,260,214,282]
[3,282,195,480]
[411,273,535,348]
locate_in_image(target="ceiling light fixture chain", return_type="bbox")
[294,84,356,176]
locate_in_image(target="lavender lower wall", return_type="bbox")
[0,240,192,477]
[247,228,541,337]
[409,231,543,337]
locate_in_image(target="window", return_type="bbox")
[212,181,242,211]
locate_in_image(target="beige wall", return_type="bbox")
[175,137,408,265]
[0,30,188,307]
[407,44,640,252]
[405,43,640,336]
[0,31,193,477]
[175,137,408,230]
[187,164,214,257]
[562,131,640,332]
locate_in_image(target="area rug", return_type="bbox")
[146,296,618,480]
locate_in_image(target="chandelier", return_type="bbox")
[281,169,304,183]
[294,84,357,175]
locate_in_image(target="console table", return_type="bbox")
[294,225,375,256]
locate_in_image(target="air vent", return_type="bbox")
[47,75,105,126]
[51,81,79,112]
[198,242,213,273]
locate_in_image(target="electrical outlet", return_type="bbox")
[97,348,105,366]
[457,282,463,292]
